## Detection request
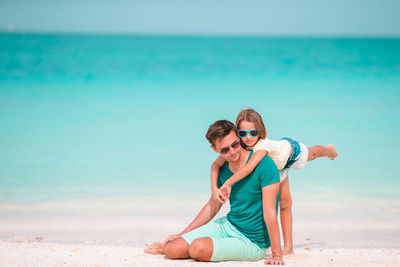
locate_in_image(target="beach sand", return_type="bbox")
[1,242,399,267]
[1,193,399,266]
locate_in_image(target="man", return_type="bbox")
[149,120,284,265]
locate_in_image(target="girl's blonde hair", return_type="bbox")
[235,108,267,139]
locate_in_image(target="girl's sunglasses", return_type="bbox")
[218,139,241,154]
[237,129,259,138]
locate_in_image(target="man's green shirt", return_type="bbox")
[217,150,280,248]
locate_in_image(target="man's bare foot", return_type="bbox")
[283,247,294,255]
[327,144,338,160]
[144,242,164,255]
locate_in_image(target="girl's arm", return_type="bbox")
[219,150,267,198]
[225,150,267,187]
[211,156,227,204]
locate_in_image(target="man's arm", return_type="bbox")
[262,182,284,265]
[164,196,223,243]
[180,196,222,235]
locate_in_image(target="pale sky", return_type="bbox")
[1,0,399,36]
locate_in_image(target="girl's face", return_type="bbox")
[238,120,259,147]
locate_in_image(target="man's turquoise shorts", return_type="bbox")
[181,216,266,262]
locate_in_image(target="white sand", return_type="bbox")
[1,193,400,266]
[1,242,399,266]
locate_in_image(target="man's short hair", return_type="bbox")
[205,120,237,147]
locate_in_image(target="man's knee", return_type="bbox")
[189,237,213,262]
[164,237,189,259]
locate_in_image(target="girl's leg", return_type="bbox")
[307,144,338,161]
[279,177,294,255]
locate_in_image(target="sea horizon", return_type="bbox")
[1,33,399,204]
[2,30,400,39]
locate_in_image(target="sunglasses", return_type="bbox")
[217,139,241,154]
[237,129,259,138]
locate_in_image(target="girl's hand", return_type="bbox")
[212,188,227,204]
[219,183,232,201]
[264,256,284,265]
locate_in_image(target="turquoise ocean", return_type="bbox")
[1,33,399,203]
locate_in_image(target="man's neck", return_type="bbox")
[228,148,250,173]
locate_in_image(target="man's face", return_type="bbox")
[212,131,241,162]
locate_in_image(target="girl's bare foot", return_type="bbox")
[144,242,164,255]
[327,144,338,160]
[283,247,294,255]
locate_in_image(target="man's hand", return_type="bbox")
[212,188,227,204]
[265,256,284,265]
[163,234,180,245]
[219,183,232,201]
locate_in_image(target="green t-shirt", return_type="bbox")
[217,150,280,248]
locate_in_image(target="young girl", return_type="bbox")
[211,108,338,255]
